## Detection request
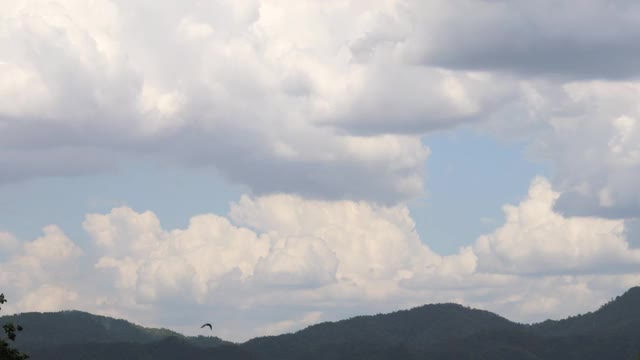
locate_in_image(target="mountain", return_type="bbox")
[0,310,227,355]
[2,287,639,359]
[243,303,521,359]
[24,337,252,360]
[241,288,640,360]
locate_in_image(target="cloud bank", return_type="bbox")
[2,178,639,340]
[3,0,640,214]
[3,0,640,213]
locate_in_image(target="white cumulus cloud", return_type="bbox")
[2,180,640,340]
[474,177,640,275]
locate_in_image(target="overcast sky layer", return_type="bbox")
[1,0,640,341]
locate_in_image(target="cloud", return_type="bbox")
[0,225,84,313]
[253,236,339,288]
[509,81,640,219]
[228,194,443,284]
[36,196,476,339]
[20,285,80,313]
[0,178,640,340]
[2,180,640,340]
[408,0,640,79]
[0,0,519,203]
[23,225,83,260]
[473,177,640,275]
[469,274,640,323]
[255,311,324,337]
[85,208,271,303]
[2,0,639,210]
[84,197,450,307]
[2,0,640,341]
[317,64,515,135]
[0,231,19,255]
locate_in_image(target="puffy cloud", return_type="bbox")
[84,198,453,307]
[229,194,442,283]
[3,0,640,212]
[5,0,639,210]
[404,1,640,220]
[253,236,339,288]
[318,64,514,135]
[74,196,491,339]
[74,181,640,338]
[468,77,640,220]
[474,177,640,275]
[85,208,271,303]
[2,181,640,339]
[400,177,640,323]
[0,0,519,203]
[0,226,84,313]
[84,207,165,255]
[23,225,83,260]
[512,81,640,219]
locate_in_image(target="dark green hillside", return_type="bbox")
[244,303,521,359]
[2,286,639,359]
[1,311,175,346]
[0,310,226,354]
[422,329,640,360]
[26,337,252,360]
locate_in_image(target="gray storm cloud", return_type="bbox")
[409,0,640,79]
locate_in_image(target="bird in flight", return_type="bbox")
[201,323,213,331]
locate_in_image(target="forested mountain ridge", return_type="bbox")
[2,287,639,359]
[243,303,522,358]
[0,310,227,353]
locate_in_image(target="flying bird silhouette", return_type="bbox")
[201,323,213,331]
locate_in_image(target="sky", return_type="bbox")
[1,0,640,342]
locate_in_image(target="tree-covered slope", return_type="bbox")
[244,303,521,359]
[3,286,639,359]
[25,336,252,360]
[1,310,176,346]
[0,310,226,354]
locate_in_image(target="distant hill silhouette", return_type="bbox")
[0,310,227,356]
[2,287,639,359]
[243,303,520,359]
[25,336,251,360]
